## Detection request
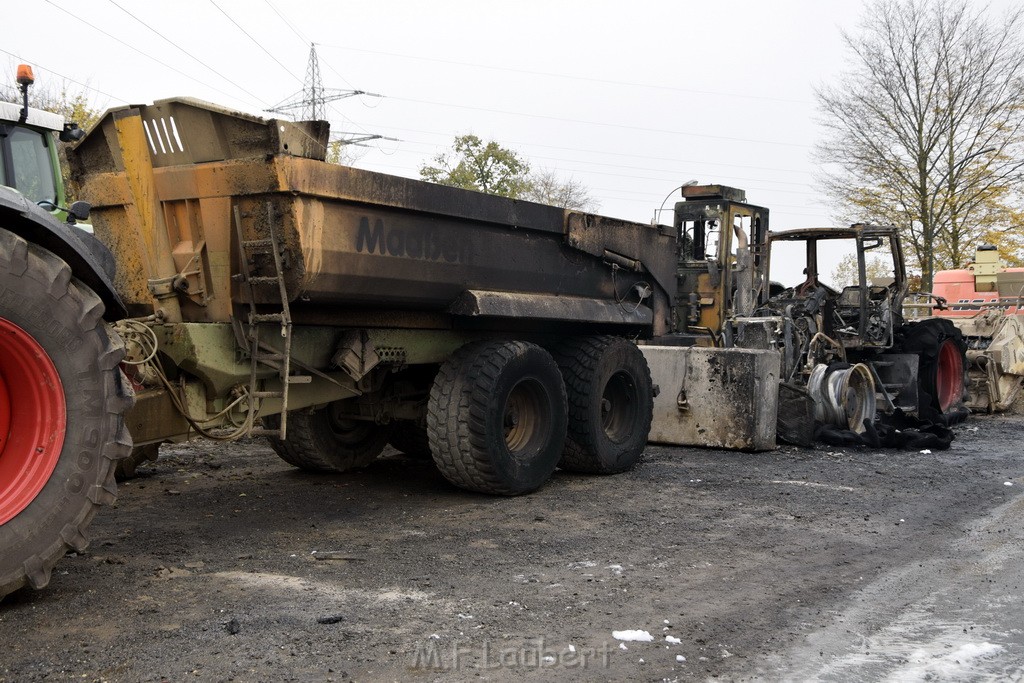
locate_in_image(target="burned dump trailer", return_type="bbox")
[69,97,682,497]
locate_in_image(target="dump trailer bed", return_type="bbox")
[70,98,676,334]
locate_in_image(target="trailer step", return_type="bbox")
[249,313,287,324]
[234,202,302,440]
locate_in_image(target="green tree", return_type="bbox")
[420,134,532,197]
[816,0,1024,291]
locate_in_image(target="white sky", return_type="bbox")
[3,0,1019,231]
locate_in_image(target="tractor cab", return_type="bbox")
[0,64,87,221]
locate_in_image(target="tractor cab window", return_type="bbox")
[679,218,720,261]
[0,126,57,204]
[768,239,808,289]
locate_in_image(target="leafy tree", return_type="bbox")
[816,0,1024,291]
[524,169,600,212]
[420,134,532,198]
[420,134,601,213]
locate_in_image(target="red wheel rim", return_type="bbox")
[0,318,66,525]
[936,339,964,412]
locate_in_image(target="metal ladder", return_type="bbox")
[232,203,310,439]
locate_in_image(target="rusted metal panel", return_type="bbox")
[565,213,678,304]
[642,346,780,451]
[449,290,653,325]
[69,97,328,176]
[126,387,190,446]
[71,99,681,338]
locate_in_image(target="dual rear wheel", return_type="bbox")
[267,336,654,496]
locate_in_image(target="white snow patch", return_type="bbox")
[769,480,855,492]
[568,560,597,569]
[896,641,1003,680]
[613,629,654,642]
[666,636,682,644]
[676,655,686,663]
[920,449,932,454]
[568,644,576,653]
[606,564,624,575]
[619,643,628,650]
[1004,481,1014,487]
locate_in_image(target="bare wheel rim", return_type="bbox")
[936,339,964,411]
[0,317,67,525]
[601,371,638,443]
[503,378,548,456]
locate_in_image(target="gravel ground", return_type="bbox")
[1,415,1022,682]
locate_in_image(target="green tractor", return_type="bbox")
[0,65,132,599]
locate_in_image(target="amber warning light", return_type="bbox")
[16,64,35,86]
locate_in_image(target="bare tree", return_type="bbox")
[816,0,1024,291]
[325,139,367,167]
[523,169,601,212]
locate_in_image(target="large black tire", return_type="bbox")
[554,336,653,473]
[388,420,432,459]
[0,231,133,600]
[897,318,969,417]
[427,340,567,495]
[264,402,388,472]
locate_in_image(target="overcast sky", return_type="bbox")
[4,0,1020,231]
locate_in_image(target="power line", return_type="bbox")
[44,0,261,109]
[252,3,383,143]
[356,160,830,217]
[106,0,272,108]
[358,122,817,177]
[317,43,813,106]
[387,95,813,149]
[262,0,309,46]
[262,0,362,94]
[373,139,819,191]
[267,44,378,121]
[207,0,304,87]
[0,48,129,104]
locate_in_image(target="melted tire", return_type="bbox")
[0,231,132,600]
[264,405,388,472]
[427,340,567,496]
[554,336,653,474]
